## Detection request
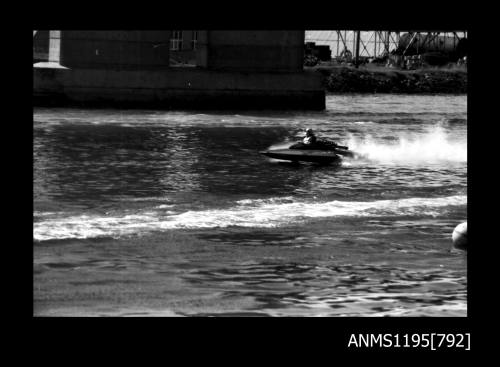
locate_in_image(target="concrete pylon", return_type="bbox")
[48,31,61,64]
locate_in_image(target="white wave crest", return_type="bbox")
[34,195,467,241]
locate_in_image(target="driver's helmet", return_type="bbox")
[305,128,314,136]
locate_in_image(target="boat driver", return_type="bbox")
[303,128,317,145]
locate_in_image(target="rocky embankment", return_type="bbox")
[315,66,467,94]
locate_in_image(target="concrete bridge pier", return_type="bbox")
[34,30,326,110]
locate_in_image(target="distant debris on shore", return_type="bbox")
[312,65,467,94]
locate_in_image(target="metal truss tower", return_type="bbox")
[305,31,467,58]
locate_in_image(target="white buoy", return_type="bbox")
[452,222,467,250]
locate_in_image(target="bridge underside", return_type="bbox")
[34,65,325,110]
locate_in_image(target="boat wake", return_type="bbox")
[34,195,467,241]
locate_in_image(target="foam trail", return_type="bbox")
[34,195,466,241]
[346,125,466,164]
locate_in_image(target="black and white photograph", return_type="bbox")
[33,30,467,321]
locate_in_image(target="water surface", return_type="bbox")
[33,94,467,316]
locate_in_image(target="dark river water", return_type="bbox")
[33,94,467,316]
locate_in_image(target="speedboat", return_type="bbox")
[260,139,355,164]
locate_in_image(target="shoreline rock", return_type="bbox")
[312,66,467,94]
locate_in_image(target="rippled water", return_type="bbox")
[33,94,467,316]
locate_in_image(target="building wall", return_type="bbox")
[59,31,172,69]
[206,31,304,72]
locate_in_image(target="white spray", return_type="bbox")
[345,125,466,165]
